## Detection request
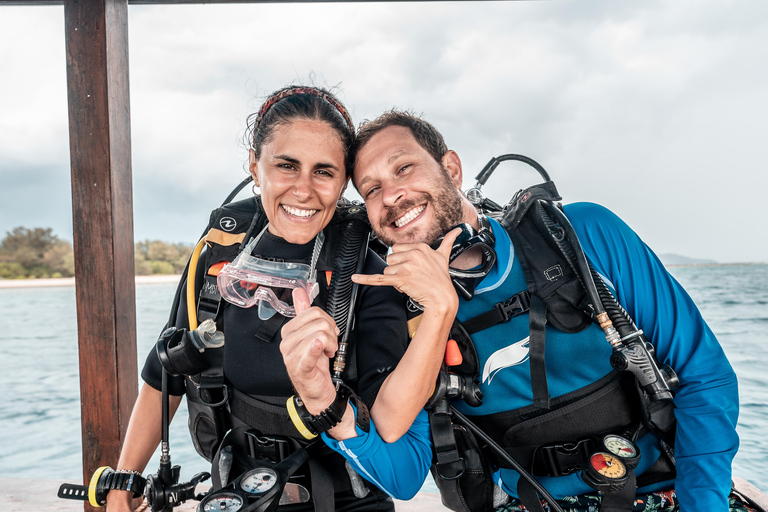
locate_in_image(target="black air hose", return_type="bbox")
[327,217,371,381]
[588,265,636,338]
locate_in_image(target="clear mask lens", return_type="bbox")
[216,228,322,319]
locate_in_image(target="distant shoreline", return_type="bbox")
[0,274,182,289]
[1,262,767,289]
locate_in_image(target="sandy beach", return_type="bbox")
[0,274,182,289]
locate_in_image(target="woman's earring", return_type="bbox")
[251,183,259,195]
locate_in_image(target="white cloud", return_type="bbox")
[1,0,766,261]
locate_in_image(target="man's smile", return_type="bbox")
[394,204,426,228]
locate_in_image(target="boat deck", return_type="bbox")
[4,477,766,511]
[1,478,448,511]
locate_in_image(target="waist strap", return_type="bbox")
[228,388,298,438]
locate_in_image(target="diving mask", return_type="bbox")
[217,226,322,320]
[431,214,496,300]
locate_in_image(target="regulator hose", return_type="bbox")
[450,407,566,512]
[327,213,371,382]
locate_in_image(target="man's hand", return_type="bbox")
[351,228,461,310]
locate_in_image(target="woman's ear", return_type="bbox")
[441,150,464,187]
[249,149,259,187]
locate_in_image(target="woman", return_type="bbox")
[106,86,455,511]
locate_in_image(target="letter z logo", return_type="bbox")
[482,337,530,385]
[219,217,237,232]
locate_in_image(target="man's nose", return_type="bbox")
[381,182,405,207]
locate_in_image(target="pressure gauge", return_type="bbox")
[199,491,244,512]
[240,468,279,495]
[602,434,641,470]
[581,452,629,492]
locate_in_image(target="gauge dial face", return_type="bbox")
[240,468,278,494]
[603,435,638,459]
[589,452,627,479]
[201,492,243,512]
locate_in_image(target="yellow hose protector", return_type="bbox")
[187,237,207,331]
[88,466,111,507]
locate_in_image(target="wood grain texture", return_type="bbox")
[64,1,138,508]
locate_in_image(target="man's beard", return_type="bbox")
[375,165,464,247]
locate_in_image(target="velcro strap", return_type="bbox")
[429,409,465,480]
[529,295,549,409]
[229,389,298,437]
[599,470,637,512]
[517,477,547,512]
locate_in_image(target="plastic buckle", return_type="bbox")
[197,275,222,322]
[246,432,292,463]
[538,438,595,477]
[495,292,531,322]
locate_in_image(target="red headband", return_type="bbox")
[253,87,355,148]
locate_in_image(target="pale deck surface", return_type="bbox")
[1,478,448,511]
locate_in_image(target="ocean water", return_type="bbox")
[0,265,766,493]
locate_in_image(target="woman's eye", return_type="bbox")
[316,168,334,177]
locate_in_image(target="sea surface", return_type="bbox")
[0,264,766,493]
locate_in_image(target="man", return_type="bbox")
[284,111,742,512]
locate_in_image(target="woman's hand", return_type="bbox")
[280,289,358,440]
[280,288,340,414]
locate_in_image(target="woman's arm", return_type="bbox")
[105,384,182,511]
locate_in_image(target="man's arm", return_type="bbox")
[567,202,739,512]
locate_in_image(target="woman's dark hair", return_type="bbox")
[246,86,356,177]
[352,109,448,167]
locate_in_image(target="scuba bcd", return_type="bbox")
[423,154,680,512]
[57,175,376,512]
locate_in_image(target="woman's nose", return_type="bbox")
[293,171,313,200]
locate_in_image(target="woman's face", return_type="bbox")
[250,118,348,245]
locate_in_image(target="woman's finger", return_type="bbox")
[292,287,311,315]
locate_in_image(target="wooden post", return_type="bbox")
[64,0,137,506]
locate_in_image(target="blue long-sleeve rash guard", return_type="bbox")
[324,203,739,511]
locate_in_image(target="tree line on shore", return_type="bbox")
[0,227,193,279]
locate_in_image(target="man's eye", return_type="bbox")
[397,164,411,174]
[365,187,380,198]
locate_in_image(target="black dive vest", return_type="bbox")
[180,197,378,509]
[429,182,676,512]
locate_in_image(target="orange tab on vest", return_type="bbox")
[325,270,333,286]
[445,339,463,366]
[208,260,229,276]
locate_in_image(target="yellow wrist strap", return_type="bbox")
[286,396,318,440]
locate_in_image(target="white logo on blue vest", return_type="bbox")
[482,337,530,384]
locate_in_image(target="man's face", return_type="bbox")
[354,126,465,246]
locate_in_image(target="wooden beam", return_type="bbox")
[64,0,137,506]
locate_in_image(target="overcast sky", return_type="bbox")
[1,0,767,263]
